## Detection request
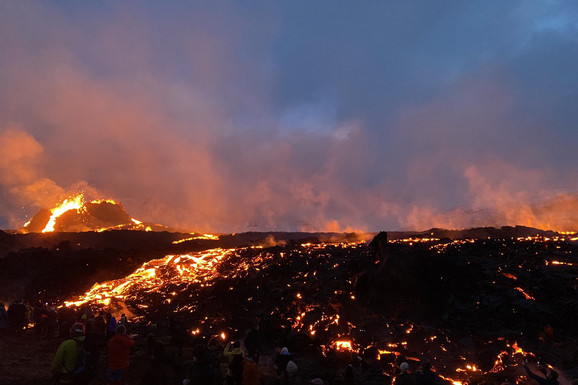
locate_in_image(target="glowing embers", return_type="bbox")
[64,248,235,308]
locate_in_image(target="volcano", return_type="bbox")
[21,193,167,233]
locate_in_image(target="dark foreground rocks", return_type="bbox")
[0,227,577,384]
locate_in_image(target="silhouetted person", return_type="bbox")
[207,337,224,385]
[416,362,440,385]
[243,353,260,385]
[107,324,135,385]
[58,306,77,338]
[47,307,58,338]
[106,312,117,340]
[224,341,244,385]
[362,346,389,385]
[51,322,86,384]
[92,311,107,347]
[189,344,216,385]
[244,322,262,363]
[394,362,413,385]
[275,347,292,378]
[8,300,27,332]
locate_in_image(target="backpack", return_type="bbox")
[73,341,93,382]
[75,342,88,373]
[230,353,244,378]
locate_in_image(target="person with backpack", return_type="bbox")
[50,322,87,384]
[223,340,244,385]
[107,324,135,385]
[106,312,118,340]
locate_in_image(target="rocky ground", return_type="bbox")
[0,227,577,384]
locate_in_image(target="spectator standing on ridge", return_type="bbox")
[51,323,86,384]
[8,299,28,332]
[416,362,440,385]
[93,311,107,345]
[119,313,128,327]
[275,347,292,378]
[107,324,135,385]
[187,344,216,385]
[275,347,299,385]
[284,360,299,385]
[244,321,262,364]
[394,362,414,385]
[207,336,224,385]
[223,340,244,385]
[46,307,58,338]
[361,346,389,385]
[106,312,117,340]
[243,352,260,385]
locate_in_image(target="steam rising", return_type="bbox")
[0,2,577,232]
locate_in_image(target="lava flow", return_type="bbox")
[56,236,573,385]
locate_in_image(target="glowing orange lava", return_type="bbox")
[43,194,86,232]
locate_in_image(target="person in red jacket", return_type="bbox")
[107,324,135,385]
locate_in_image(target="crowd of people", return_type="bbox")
[0,301,561,385]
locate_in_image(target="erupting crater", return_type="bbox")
[22,193,164,233]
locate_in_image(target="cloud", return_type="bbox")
[0,127,44,186]
[0,2,576,232]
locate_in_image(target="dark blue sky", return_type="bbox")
[0,1,577,232]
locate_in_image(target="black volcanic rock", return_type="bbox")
[23,208,52,232]
[0,228,576,384]
[84,201,133,225]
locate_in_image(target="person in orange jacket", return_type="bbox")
[107,324,135,385]
[243,352,260,385]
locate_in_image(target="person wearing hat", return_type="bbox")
[394,362,413,385]
[51,322,86,384]
[285,360,299,383]
[107,323,135,385]
[275,347,292,378]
